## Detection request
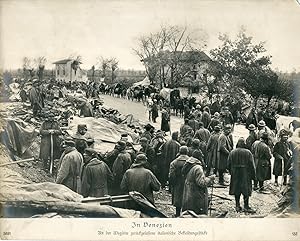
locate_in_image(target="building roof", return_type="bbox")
[52,59,73,64]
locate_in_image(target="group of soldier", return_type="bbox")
[21,77,296,217]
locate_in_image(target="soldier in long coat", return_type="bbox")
[139,137,156,170]
[222,107,234,128]
[188,139,205,167]
[56,138,83,193]
[188,114,199,132]
[160,132,181,187]
[161,107,170,133]
[217,124,233,185]
[168,146,189,217]
[228,138,256,213]
[121,154,160,205]
[273,131,293,186]
[180,118,190,137]
[252,132,272,191]
[39,112,62,170]
[81,148,113,198]
[112,141,132,195]
[206,125,221,176]
[29,82,42,116]
[181,157,215,215]
[194,122,211,144]
[201,106,211,129]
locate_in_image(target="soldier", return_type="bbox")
[252,132,272,191]
[81,148,113,198]
[228,138,256,213]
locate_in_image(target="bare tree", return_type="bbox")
[109,57,118,83]
[97,57,111,79]
[22,57,35,79]
[133,24,207,88]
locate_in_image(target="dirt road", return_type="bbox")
[100,94,281,218]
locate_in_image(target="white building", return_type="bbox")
[53,59,88,82]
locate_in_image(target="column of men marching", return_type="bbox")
[39,105,297,217]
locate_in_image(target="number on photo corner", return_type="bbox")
[292,232,297,236]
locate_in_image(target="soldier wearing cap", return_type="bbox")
[81,148,113,197]
[273,130,293,186]
[208,112,221,132]
[121,154,161,205]
[257,120,276,147]
[181,156,215,215]
[28,80,42,116]
[169,146,189,217]
[73,124,94,156]
[140,124,155,142]
[160,132,181,188]
[180,118,190,137]
[206,125,222,176]
[192,104,202,122]
[111,141,132,195]
[39,112,62,171]
[252,132,272,191]
[77,98,94,117]
[217,124,233,185]
[222,106,234,128]
[228,138,256,213]
[201,106,211,129]
[139,136,156,168]
[56,137,83,193]
[246,124,258,150]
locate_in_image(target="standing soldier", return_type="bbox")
[206,125,222,176]
[121,154,161,205]
[139,137,156,170]
[180,118,190,137]
[169,146,189,217]
[29,80,42,116]
[273,130,293,186]
[56,138,83,193]
[161,107,170,134]
[246,124,258,150]
[160,132,181,188]
[112,141,132,195]
[208,112,221,132]
[222,106,234,128]
[228,138,256,213]
[217,124,233,185]
[151,99,159,123]
[201,106,211,129]
[181,157,215,215]
[252,132,272,191]
[39,112,62,171]
[81,148,113,198]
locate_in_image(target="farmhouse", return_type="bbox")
[53,59,88,82]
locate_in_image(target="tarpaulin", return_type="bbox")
[67,116,139,152]
[1,118,39,156]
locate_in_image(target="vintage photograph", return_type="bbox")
[0,0,299,231]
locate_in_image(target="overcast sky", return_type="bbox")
[1,0,300,72]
